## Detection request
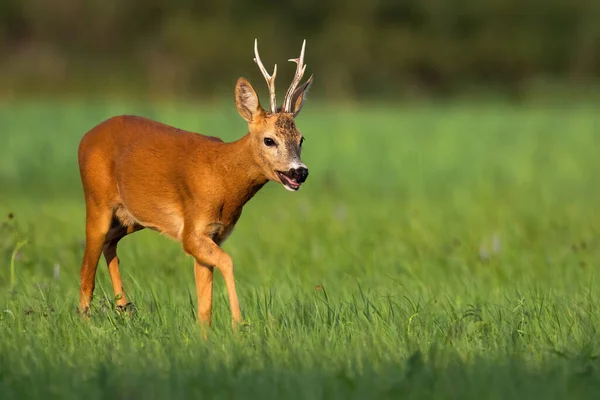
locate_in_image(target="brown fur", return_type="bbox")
[78,76,312,331]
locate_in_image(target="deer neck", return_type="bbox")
[219,133,269,207]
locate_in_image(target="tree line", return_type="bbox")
[0,0,598,99]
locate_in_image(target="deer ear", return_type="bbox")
[290,75,313,117]
[235,78,264,123]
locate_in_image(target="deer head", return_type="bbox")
[234,39,314,192]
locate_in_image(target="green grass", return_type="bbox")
[1,99,600,399]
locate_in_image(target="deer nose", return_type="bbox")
[289,166,309,183]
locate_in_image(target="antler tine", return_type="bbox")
[283,39,307,113]
[253,39,278,114]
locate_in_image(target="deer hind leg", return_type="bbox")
[184,234,241,330]
[102,217,144,311]
[79,205,113,316]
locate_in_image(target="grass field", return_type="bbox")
[1,99,600,399]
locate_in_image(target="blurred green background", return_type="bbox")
[0,0,599,101]
[2,3,600,399]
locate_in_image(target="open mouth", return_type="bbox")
[277,171,301,191]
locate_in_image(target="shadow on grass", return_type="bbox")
[1,348,599,400]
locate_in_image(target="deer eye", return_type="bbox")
[300,137,305,146]
[264,137,277,147]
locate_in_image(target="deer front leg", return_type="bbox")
[184,234,242,330]
[194,261,214,330]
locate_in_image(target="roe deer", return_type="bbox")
[77,39,313,330]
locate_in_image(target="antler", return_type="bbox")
[282,40,307,113]
[253,39,278,114]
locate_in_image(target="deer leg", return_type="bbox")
[184,234,241,330]
[194,261,214,335]
[102,220,144,310]
[79,206,112,315]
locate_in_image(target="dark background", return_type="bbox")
[1,0,598,102]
